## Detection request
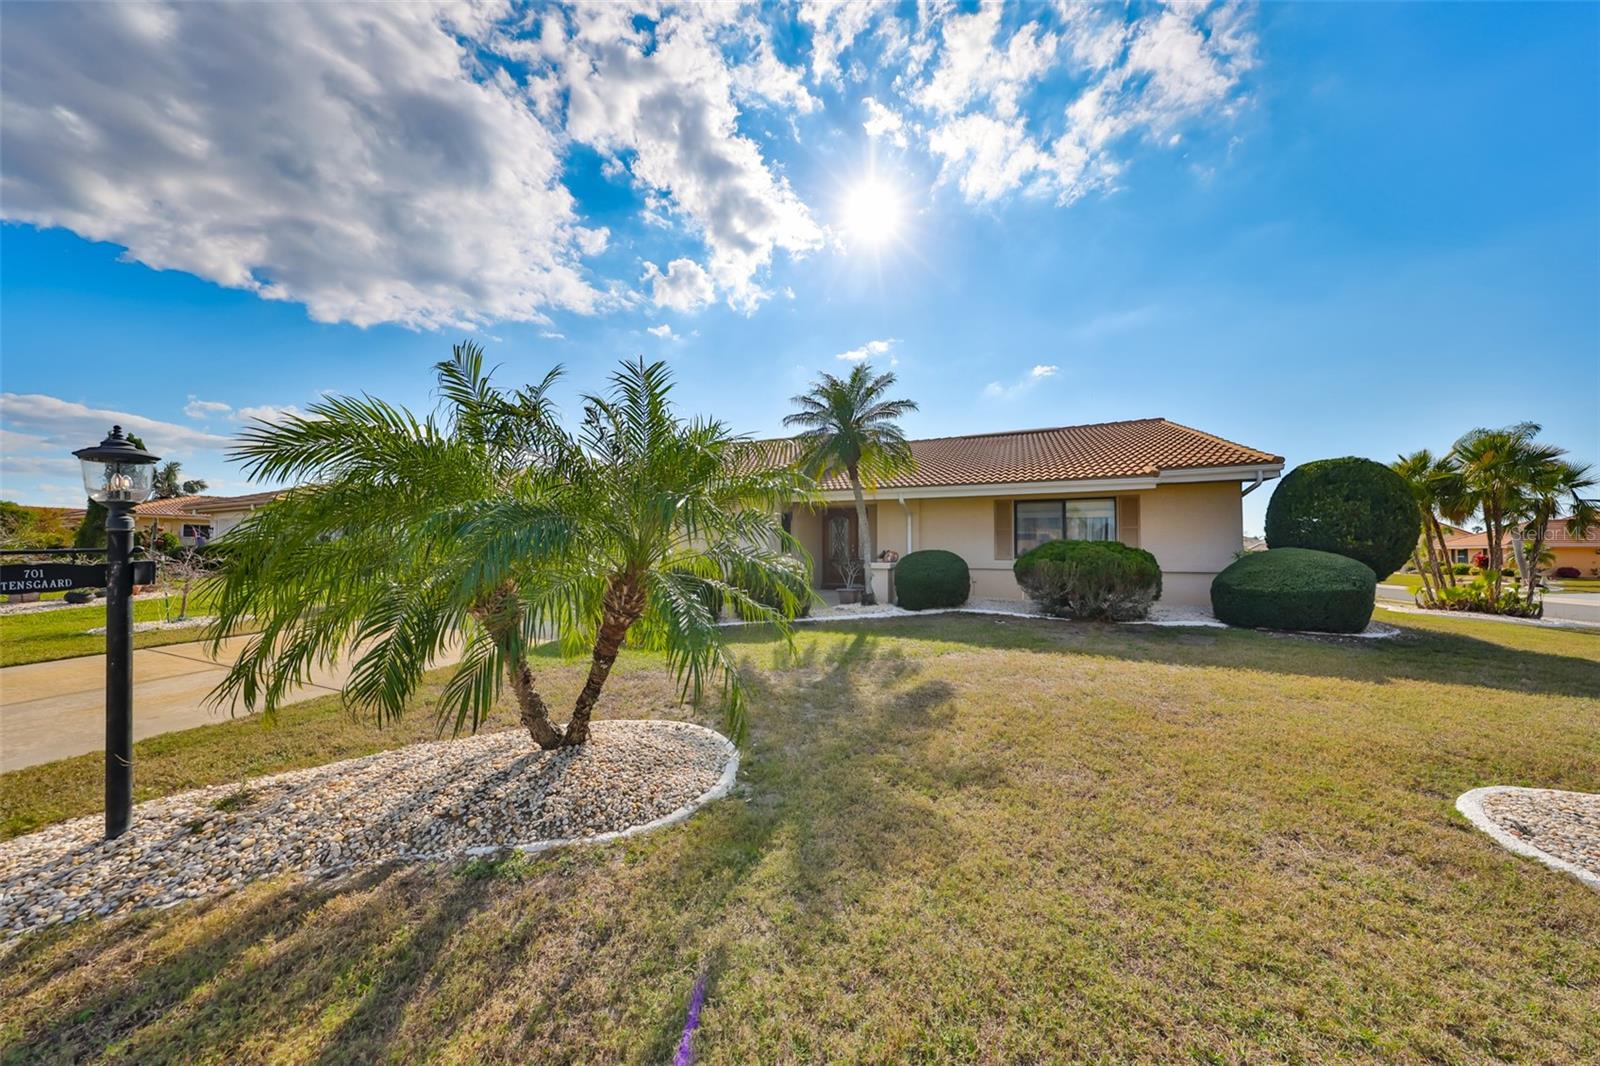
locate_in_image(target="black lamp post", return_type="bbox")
[73,426,160,839]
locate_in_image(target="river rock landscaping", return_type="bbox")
[0,719,734,939]
[1457,786,1600,892]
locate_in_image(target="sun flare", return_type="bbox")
[840,177,904,249]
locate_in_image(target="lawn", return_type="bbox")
[1384,572,1600,596]
[0,587,225,668]
[2,609,1598,1062]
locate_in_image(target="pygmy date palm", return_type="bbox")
[209,346,811,748]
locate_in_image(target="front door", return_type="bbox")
[822,509,861,587]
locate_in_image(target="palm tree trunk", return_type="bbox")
[847,464,875,606]
[1429,517,1455,588]
[510,660,565,749]
[563,578,646,747]
[1411,548,1437,607]
[1526,525,1548,600]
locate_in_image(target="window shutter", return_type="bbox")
[994,500,1014,560]
[1117,495,1141,547]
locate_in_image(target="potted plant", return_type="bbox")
[832,542,865,605]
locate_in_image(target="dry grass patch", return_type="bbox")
[1,611,1597,1062]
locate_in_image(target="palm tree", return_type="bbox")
[784,364,918,605]
[152,461,208,499]
[208,345,811,749]
[1391,450,1448,605]
[1514,456,1596,599]
[1449,422,1588,602]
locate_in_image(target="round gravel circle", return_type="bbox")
[1456,786,1600,893]
[1,719,736,940]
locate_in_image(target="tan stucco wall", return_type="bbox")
[798,481,1244,607]
[1547,545,1600,576]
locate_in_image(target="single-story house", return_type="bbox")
[785,417,1283,608]
[132,495,218,547]
[1443,521,1600,575]
[187,489,286,539]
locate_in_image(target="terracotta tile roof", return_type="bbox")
[1447,520,1600,549]
[189,489,286,512]
[133,495,217,518]
[783,417,1281,491]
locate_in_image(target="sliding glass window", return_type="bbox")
[1014,498,1116,556]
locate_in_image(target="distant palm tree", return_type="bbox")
[784,364,918,605]
[209,345,810,749]
[1449,422,1594,601]
[152,461,208,499]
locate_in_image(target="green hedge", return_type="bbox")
[1210,547,1376,633]
[1013,539,1162,621]
[895,550,970,610]
[1264,457,1419,579]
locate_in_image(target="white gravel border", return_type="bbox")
[468,729,739,858]
[1377,602,1600,632]
[1456,786,1600,893]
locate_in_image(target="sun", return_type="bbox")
[839,176,904,249]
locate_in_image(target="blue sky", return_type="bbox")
[2,1,1595,534]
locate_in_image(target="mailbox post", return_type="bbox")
[73,426,160,839]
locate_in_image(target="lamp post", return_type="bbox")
[73,426,160,839]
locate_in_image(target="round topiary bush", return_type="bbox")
[1013,539,1162,621]
[1210,547,1376,633]
[895,549,970,610]
[1264,457,1419,579]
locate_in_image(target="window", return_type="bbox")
[1014,498,1116,556]
[180,524,212,540]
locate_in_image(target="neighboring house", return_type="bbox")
[1443,520,1600,575]
[1242,536,1269,553]
[133,489,287,546]
[188,489,286,538]
[133,495,217,547]
[784,417,1283,607]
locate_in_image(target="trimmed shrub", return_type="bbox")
[895,549,970,610]
[1264,457,1419,579]
[1553,566,1581,579]
[1451,563,1473,575]
[1210,547,1376,633]
[1013,539,1162,621]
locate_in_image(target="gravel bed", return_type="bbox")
[0,719,735,939]
[85,616,214,635]
[1457,787,1600,892]
[792,597,1395,636]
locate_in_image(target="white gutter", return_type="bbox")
[1240,470,1266,497]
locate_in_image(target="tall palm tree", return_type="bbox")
[1515,457,1596,599]
[1391,450,1449,605]
[152,461,208,499]
[208,346,811,749]
[1450,422,1572,601]
[784,364,918,605]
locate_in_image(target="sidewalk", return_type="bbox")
[0,637,458,772]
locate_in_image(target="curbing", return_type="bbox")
[1455,786,1600,894]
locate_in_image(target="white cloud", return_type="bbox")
[799,1,880,84]
[915,2,1255,204]
[539,330,567,341]
[0,3,1255,330]
[183,396,232,420]
[646,324,678,340]
[642,258,716,313]
[234,404,303,425]
[0,392,237,502]
[983,363,1059,399]
[553,6,823,312]
[0,3,606,330]
[836,338,896,364]
[862,96,908,147]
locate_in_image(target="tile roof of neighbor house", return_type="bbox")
[785,417,1282,491]
[133,495,215,518]
[1445,520,1600,550]
[189,489,286,512]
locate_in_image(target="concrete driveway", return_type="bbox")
[0,637,457,772]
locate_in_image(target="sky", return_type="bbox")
[1,1,1596,535]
